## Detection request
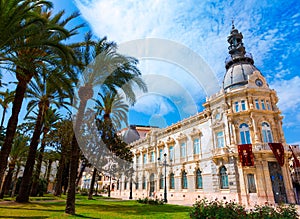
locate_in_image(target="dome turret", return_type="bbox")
[223,22,260,90]
[123,125,140,144]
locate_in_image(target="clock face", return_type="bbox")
[255,79,263,87]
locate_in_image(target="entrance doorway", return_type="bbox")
[268,162,287,203]
[149,173,155,197]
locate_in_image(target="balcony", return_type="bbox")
[144,163,157,170]
[252,143,290,152]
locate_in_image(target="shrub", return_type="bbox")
[79,188,89,196]
[189,198,247,219]
[190,198,299,219]
[251,203,298,219]
[137,197,164,205]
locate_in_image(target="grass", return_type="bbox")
[0,195,191,219]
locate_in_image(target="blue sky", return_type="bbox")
[5,0,300,145]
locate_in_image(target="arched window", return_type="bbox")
[182,171,188,189]
[170,173,175,189]
[196,169,203,189]
[159,173,164,189]
[262,122,273,143]
[220,166,229,189]
[239,123,251,144]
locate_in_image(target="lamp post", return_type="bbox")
[129,166,134,199]
[158,153,169,203]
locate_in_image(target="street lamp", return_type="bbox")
[129,166,134,199]
[158,153,169,203]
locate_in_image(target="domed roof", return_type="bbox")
[123,125,140,144]
[223,59,259,90]
[223,23,260,90]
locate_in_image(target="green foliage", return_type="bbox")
[189,198,299,219]
[137,197,165,205]
[250,203,298,219]
[37,178,48,197]
[189,198,246,219]
[79,188,89,196]
[0,194,190,218]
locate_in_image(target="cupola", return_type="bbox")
[223,22,261,90]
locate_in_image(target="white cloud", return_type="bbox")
[270,76,300,112]
[130,94,174,116]
[75,0,300,127]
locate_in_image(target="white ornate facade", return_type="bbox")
[112,25,296,206]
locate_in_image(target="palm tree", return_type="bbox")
[95,91,129,129]
[17,65,74,202]
[43,149,60,194]
[65,33,147,215]
[87,91,130,200]
[0,0,52,53]
[49,118,73,196]
[30,108,61,196]
[0,131,28,199]
[0,7,81,188]
[0,89,15,132]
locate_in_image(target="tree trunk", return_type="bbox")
[88,167,97,200]
[63,162,69,195]
[45,159,52,186]
[0,162,15,198]
[65,136,80,214]
[16,105,44,203]
[11,165,21,198]
[0,107,6,131]
[54,153,65,196]
[0,79,28,189]
[76,160,86,188]
[65,93,89,215]
[31,128,48,196]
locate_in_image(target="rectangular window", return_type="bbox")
[235,101,239,112]
[159,149,163,160]
[247,174,257,193]
[193,138,200,154]
[267,130,273,143]
[262,130,273,143]
[262,130,268,143]
[169,146,174,161]
[180,142,186,157]
[241,100,246,111]
[261,100,266,110]
[151,151,155,162]
[136,181,139,190]
[266,100,271,110]
[142,177,146,189]
[255,99,260,109]
[217,131,225,148]
[160,175,164,189]
[170,174,175,189]
[143,154,147,164]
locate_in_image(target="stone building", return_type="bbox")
[112,24,296,206]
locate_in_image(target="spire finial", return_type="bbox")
[231,18,235,29]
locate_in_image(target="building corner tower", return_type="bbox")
[205,23,295,205]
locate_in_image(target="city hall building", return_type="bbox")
[112,25,296,206]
